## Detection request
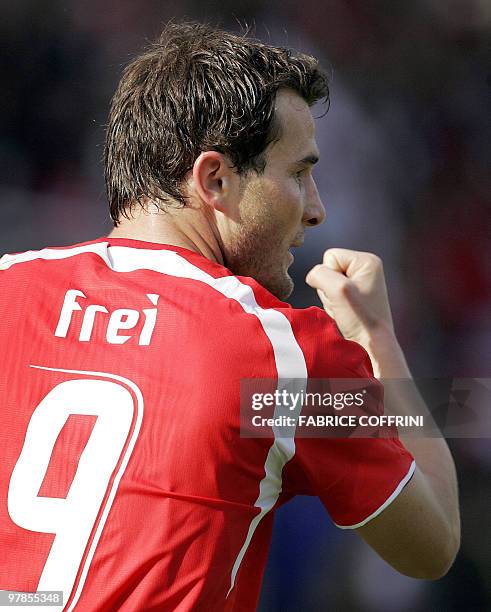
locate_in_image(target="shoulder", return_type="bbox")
[224,274,375,379]
[0,239,111,277]
[0,239,373,377]
[286,306,375,378]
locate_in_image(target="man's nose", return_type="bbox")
[302,179,326,227]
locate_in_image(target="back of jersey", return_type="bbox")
[0,238,282,611]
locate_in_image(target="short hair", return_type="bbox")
[104,21,329,225]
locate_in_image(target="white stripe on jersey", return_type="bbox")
[1,241,309,597]
[335,459,416,529]
[0,242,113,270]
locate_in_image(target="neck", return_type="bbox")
[108,200,225,266]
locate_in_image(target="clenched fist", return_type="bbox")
[306,248,395,351]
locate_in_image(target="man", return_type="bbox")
[0,22,459,611]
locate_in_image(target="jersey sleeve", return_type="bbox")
[282,306,416,529]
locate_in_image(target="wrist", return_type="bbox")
[358,324,410,378]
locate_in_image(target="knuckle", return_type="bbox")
[322,250,333,264]
[365,252,383,267]
[372,254,383,266]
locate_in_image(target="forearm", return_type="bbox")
[361,325,461,549]
[307,249,461,573]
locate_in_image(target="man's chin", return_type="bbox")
[259,272,294,301]
[226,255,294,300]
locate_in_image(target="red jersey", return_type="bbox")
[0,237,414,611]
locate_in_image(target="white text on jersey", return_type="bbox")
[54,289,159,345]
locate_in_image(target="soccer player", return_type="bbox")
[0,22,459,611]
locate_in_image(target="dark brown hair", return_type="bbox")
[105,21,329,225]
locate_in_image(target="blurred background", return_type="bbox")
[2,0,490,609]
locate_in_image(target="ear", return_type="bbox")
[190,151,239,214]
